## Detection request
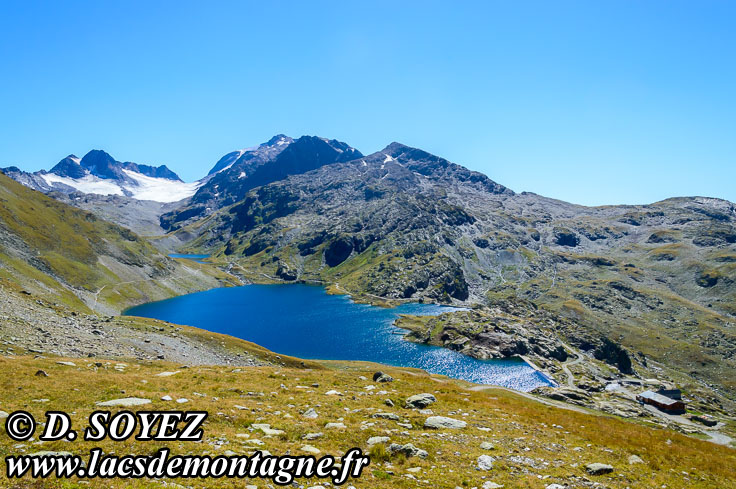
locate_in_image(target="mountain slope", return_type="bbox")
[0,171,234,315]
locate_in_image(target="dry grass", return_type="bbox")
[0,355,734,488]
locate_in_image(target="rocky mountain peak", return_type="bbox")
[49,154,86,179]
[75,150,182,182]
[377,142,513,196]
[79,149,120,180]
[265,134,293,147]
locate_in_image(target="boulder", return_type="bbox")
[301,445,321,454]
[372,412,400,421]
[367,436,390,446]
[405,393,436,409]
[424,416,466,429]
[96,397,151,407]
[585,463,614,475]
[372,371,394,383]
[252,423,285,436]
[477,454,494,470]
[628,455,644,465]
[389,443,428,459]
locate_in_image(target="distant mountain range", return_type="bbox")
[2,149,197,203]
[2,134,735,406]
[1,134,362,205]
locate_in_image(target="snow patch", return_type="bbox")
[122,170,202,203]
[41,173,124,196]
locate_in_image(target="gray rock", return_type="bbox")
[372,371,394,383]
[389,443,428,459]
[424,416,466,429]
[628,455,644,465]
[405,393,437,409]
[301,445,321,454]
[477,454,494,470]
[545,484,566,489]
[302,408,318,419]
[96,397,151,407]
[303,432,323,440]
[372,412,400,421]
[252,423,285,436]
[483,483,504,489]
[480,441,495,450]
[367,436,390,446]
[0,411,9,419]
[585,463,614,475]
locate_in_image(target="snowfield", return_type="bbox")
[41,170,201,203]
[41,173,124,196]
[122,170,202,202]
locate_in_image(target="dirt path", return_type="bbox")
[559,341,584,388]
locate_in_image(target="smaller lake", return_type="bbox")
[168,254,210,264]
[125,284,552,391]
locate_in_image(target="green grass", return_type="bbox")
[0,355,734,488]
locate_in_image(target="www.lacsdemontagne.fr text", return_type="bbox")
[6,448,369,485]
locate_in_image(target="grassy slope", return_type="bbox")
[0,355,734,488]
[0,172,236,314]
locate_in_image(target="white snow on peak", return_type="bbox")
[122,170,202,202]
[214,149,247,175]
[238,171,246,179]
[40,170,202,203]
[276,137,290,146]
[383,154,395,163]
[41,173,124,196]
[69,156,81,164]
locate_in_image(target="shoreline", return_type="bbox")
[123,277,552,391]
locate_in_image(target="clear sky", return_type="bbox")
[1,1,734,206]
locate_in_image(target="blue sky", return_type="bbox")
[1,1,734,206]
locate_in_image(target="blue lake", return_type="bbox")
[168,254,210,263]
[125,284,552,391]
